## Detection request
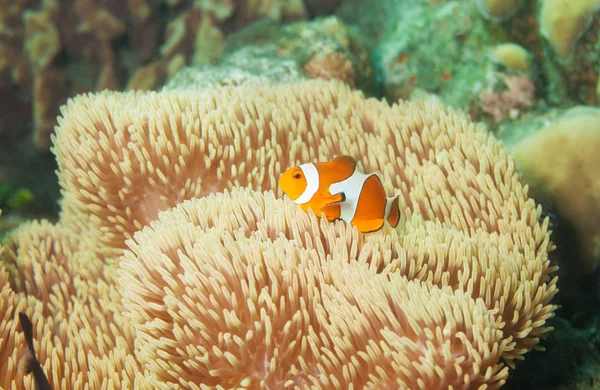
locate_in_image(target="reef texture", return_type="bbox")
[166,16,376,96]
[0,0,313,150]
[535,0,600,106]
[509,107,600,272]
[338,0,600,129]
[373,0,539,127]
[0,79,557,388]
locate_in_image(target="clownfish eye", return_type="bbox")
[293,173,301,179]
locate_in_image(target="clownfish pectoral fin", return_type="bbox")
[320,204,340,221]
[353,218,385,233]
[321,192,346,206]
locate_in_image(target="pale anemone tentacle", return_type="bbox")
[0,79,558,389]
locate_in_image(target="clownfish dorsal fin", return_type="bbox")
[318,155,358,185]
[330,155,357,171]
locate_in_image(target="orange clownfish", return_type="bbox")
[278,155,401,233]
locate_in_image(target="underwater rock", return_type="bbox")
[501,108,600,346]
[164,45,307,90]
[476,70,536,124]
[0,0,321,152]
[506,107,600,273]
[335,0,398,46]
[539,2,600,106]
[166,16,377,96]
[504,316,600,390]
[372,1,539,126]
[475,0,524,21]
[335,0,600,125]
[304,0,341,16]
[539,0,600,62]
[491,43,532,72]
[475,0,600,106]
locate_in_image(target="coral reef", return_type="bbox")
[0,79,557,387]
[475,0,523,21]
[491,43,532,72]
[479,74,536,123]
[335,0,600,129]
[164,45,307,90]
[0,0,349,244]
[371,0,541,126]
[539,0,600,62]
[303,49,356,88]
[166,17,376,95]
[496,105,600,365]
[0,0,326,151]
[365,1,510,103]
[537,0,600,105]
[509,107,600,272]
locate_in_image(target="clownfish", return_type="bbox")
[278,155,401,233]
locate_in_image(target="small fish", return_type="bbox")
[19,312,52,390]
[278,155,401,232]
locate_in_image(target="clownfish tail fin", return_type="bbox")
[384,195,401,228]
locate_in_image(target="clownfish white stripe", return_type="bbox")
[329,169,375,223]
[383,196,395,221]
[294,163,320,205]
